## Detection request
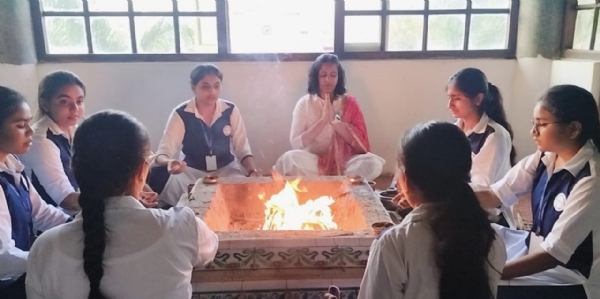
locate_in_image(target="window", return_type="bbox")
[31,0,519,61]
[564,0,600,58]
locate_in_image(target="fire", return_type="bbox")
[260,174,338,231]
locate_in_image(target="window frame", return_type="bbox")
[563,0,600,59]
[31,0,520,62]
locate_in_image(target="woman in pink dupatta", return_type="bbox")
[274,54,384,181]
[317,94,371,176]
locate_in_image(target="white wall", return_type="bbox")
[2,58,553,174]
[551,60,600,102]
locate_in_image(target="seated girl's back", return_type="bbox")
[25,110,218,299]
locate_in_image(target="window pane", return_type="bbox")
[389,0,424,10]
[179,17,218,53]
[595,22,600,50]
[429,0,467,10]
[428,15,465,50]
[345,16,381,52]
[45,17,87,54]
[135,17,175,53]
[228,0,334,53]
[469,14,508,50]
[345,0,381,10]
[132,0,172,12]
[578,0,597,4]
[472,0,510,9]
[88,0,128,11]
[573,9,594,50]
[41,0,82,11]
[90,17,131,54]
[178,0,216,12]
[387,16,423,51]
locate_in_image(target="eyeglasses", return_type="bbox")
[531,120,561,134]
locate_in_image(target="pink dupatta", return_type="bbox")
[317,94,370,176]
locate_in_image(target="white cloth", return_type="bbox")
[25,195,218,299]
[289,94,336,155]
[158,160,245,206]
[157,98,252,161]
[19,116,77,206]
[273,149,384,181]
[493,224,586,287]
[491,141,600,297]
[358,204,507,299]
[0,155,69,280]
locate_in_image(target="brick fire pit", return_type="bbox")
[183,176,392,299]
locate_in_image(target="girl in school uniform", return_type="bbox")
[0,86,70,299]
[358,121,506,299]
[149,64,260,207]
[477,85,600,299]
[25,110,218,299]
[447,68,517,228]
[19,71,85,212]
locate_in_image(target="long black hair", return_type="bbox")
[448,68,517,165]
[539,84,600,151]
[38,70,86,119]
[399,121,497,299]
[307,53,346,97]
[72,110,149,299]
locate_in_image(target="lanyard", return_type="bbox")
[201,121,213,155]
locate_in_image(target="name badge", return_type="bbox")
[206,155,217,171]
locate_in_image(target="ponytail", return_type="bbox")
[79,193,107,299]
[483,83,517,165]
[593,126,600,152]
[428,180,496,299]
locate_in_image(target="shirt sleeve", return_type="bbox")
[23,138,76,206]
[541,177,600,264]
[290,97,308,150]
[194,217,218,267]
[471,132,512,186]
[29,182,70,232]
[156,109,185,159]
[229,106,253,161]
[491,151,542,208]
[358,234,406,299]
[25,236,45,299]
[0,189,29,280]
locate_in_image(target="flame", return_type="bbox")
[260,173,338,230]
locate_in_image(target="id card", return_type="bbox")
[206,155,217,171]
[528,232,545,254]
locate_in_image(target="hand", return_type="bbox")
[139,191,158,208]
[248,169,262,177]
[392,192,411,209]
[320,101,334,125]
[167,159,187,174]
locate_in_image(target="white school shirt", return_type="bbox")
[19,116,77,206]
[456,113,512,186]
[0,155,69,280]
[157,98,253,162]
[290,94,337,155]
[25,195,219,299]
[491,141,600,298]
[358,204,506,299]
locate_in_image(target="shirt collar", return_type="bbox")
[401,203,438,223]
[184,98,228,125]
[541,140,596,176]
[0,154,24,175]
[40,116,76,140]
[456,113,490,136]
[74,196,144,221]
